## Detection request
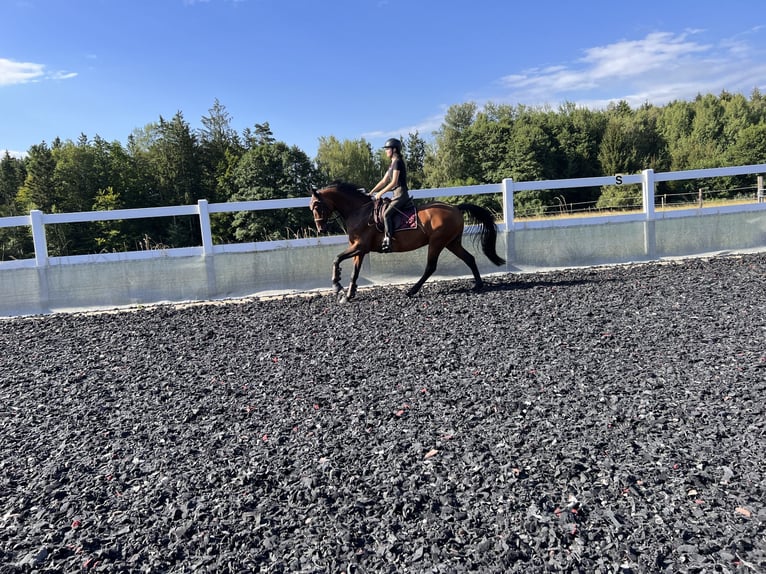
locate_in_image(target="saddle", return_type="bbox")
[372,198,418,233]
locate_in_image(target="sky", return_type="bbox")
[1,0,765,160]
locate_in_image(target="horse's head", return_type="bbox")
[310,182,371,233]
[309,188,333,234]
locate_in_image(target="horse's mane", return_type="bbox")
[328,180,370,199]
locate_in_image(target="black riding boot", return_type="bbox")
[381,214,393,253]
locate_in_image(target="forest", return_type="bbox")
[2,90,766,261]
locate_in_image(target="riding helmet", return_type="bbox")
[383,138,402,152]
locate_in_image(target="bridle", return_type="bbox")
[310,192,335,232]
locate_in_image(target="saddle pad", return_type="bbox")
[374,200,418,231]
[395,203,418,231]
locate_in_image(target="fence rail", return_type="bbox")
[1,164,766,272]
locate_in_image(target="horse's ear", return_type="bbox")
[311,187,319,197]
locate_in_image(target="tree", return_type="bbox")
[403,132,427,190]
[598,105,667,176]
[0,151,25,215]
[198,98,242,204]
[52,135,98,213]
[149,112,202,206]
[230,140,318,241]
[466,103,516,184]
[596,104,669,210]
[721,122,766,197]
[424,102,478,188]
[0,151,30,260]
[242,122,276,149]
[687,93,725,167]
[147,112,202,247]
[48,136,103,255]
[315,136,378,189]
[657,99,695,171]
[553,102,605,179]
[16,142,57,212]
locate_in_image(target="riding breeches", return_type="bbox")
[383,189,410,237]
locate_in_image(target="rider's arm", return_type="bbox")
[375,168,400,200]
[369,172,388,196]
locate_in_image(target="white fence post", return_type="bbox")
[641,169,657,259]
[30,210,49,267]
[501,178,514,230]
[641,169,656,219]
[197,199,214,256]
[501,178,515,265]
[758,175,764,203]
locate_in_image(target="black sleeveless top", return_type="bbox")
[387,156,408,194]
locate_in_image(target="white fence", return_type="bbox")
[1,164,765,316]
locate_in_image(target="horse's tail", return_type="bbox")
[457,203,506,266]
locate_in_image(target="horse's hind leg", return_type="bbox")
[447,239,484,291]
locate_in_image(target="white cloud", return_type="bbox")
[0,57,77,86]
[495,30,765,109]
[369,29,766,143]
[362,113,444,143]
[0,58,45,85]
[49,71,78,81]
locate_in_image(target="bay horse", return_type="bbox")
[309,181,505,301]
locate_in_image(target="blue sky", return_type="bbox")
[1,0,765,159]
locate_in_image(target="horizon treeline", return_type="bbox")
[2,90,766,260]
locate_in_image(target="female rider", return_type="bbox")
[369,138,409,252]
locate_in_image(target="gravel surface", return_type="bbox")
[1,253,765,573]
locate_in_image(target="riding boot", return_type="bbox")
[381,215,393,253]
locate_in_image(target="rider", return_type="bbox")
[369,138,409,253]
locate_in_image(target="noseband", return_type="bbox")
[310,193,331,228]
[311,193,327,227]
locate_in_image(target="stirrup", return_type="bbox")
[381,236,392,253]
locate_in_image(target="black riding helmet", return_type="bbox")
[383,138,402,152]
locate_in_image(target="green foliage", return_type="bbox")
[2,92,766,260]
[0,152,31,259]
[315,136,378,189]
[198,98,243,205]
[230,141,318,241]
[403,132,427,190]
[596,185,642,211]
[92,186,125,252]
[424,102,479,188]
[0,151,26,216]
[16,143,56,212]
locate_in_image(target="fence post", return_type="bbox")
[641,169,656,220]
[197,199,214,256]
[641,170,657,259]
[758,175,764,203]
[501,178,514,230]
[30,209,49,267]
[501,178,515,267]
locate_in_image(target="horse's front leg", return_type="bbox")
[331,254,345,293]
[347,254,366,300]
[331,243,364,300]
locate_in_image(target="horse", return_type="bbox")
[309,181,506,301]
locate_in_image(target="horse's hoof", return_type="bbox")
[337,292,348,304]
